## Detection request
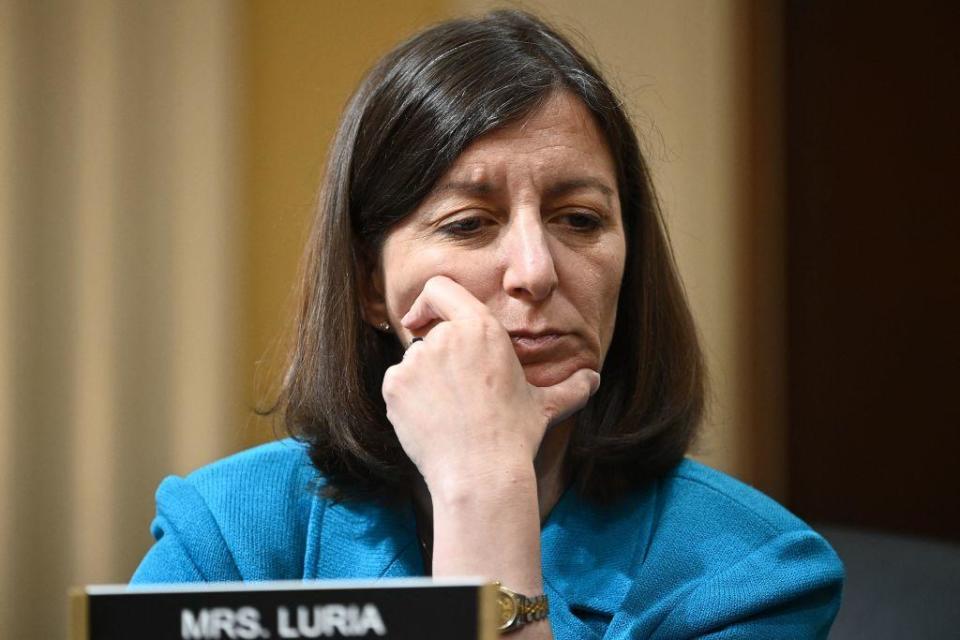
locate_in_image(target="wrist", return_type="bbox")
[425,460,537,511]
[428,465,544,595]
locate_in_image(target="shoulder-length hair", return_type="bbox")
[276,10,704,502]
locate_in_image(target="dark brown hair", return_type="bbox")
[277,10,704,502]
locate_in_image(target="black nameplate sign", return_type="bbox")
[70,578,497,640]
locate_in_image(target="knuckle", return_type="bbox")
[459,317,483,333]
[478,314,498,331]
[477,313,506,338]
[541,402,559,423]
[384,404,399,424]
[423,276,445,297]
[381,366,401,398]
[402,343,422,363]
[430,321,455,343]
[463,315,498,337]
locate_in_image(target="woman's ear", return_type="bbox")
[357,248,390,331]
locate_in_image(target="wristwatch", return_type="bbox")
[495,582,549,633]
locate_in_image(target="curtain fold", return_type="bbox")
[0,2,240,638]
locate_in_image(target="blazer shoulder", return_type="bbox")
[154,439,320,580]
[664,458,813,536]
[184,438,318,501]
[619,459,844,638]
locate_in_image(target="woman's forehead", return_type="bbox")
[433,92,617,194]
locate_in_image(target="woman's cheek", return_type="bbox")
[386,250,494,318]
[382,262,458,325]
[385,271,424,321]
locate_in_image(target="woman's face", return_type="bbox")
[369,91,626,388]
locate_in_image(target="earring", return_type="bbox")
[378,321,390,332]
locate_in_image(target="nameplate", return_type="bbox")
[70,578,497,640]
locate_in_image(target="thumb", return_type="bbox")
[534,368,601,427]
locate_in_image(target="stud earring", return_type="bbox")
[378,321,390,332]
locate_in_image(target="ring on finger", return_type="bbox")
[403,336,424,356]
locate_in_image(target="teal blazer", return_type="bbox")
[132,440,843,639]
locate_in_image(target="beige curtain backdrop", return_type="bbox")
[0,2,783,639]
[0,1,239,638]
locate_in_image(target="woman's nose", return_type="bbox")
[501,215,558,301]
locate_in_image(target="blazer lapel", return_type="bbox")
[540,481,657,626]
[304,491,424,580]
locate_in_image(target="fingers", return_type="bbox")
[535,368,601,427]
[401,275,489,332]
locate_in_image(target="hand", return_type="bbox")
[381,275,600,491]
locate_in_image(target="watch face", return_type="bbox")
[497,590,518,629]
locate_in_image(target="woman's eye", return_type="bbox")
[439,216,488,237]
[562,212,603,232]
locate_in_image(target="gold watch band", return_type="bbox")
[495,582,549,633]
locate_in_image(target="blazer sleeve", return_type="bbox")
[130,475,242,584]
[625,529,844,640]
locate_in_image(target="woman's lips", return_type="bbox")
[508,332,569,361]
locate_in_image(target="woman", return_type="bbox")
[133,10,844,639]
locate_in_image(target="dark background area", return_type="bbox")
[785,1,959,542]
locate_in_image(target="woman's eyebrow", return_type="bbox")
[430,176,614,203]
[543,177,615,204]
[431,180,496,198]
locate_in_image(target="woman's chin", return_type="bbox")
[521,358,597,388]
